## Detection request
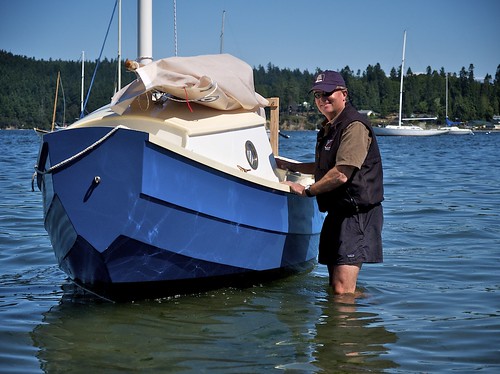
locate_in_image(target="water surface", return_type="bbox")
[0,130,498,373]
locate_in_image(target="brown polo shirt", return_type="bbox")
[335,121,371,169]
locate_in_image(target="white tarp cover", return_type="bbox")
[111,54,269,114]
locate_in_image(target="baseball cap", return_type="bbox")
[309,70,346,92]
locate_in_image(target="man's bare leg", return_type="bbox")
[328,264,362,294]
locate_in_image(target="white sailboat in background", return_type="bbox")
[439,73,474,135]
[373,31,448,136]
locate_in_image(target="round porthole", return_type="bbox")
[245,141,258,170]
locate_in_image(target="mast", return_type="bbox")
[173,0,178,56]
[51,71,60,132]
[220,10,226,54]
[117,0,122,90]
[80,51,85,115]
[138,0,153,65]
[445,73,449,120]
[398,30,406,127]
[60,74,66,127]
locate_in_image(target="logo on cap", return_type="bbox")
[315,74,325,83]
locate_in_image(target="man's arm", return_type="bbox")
[283,164,355,196]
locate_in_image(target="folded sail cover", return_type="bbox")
[111,54,269,114]
[445,117,461,126]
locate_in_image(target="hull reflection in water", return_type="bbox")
[31,277,397,372]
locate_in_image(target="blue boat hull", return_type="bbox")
[37,127,322,300]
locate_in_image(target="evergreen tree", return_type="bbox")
[0,50,498,129]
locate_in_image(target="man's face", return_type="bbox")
[314,89,347,121]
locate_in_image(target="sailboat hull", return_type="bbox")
[37,127,322,300]
[439,126,474,135]
[373,126,449,136]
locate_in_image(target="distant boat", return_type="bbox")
[441,123,474,136]
[34,71,65,136]
[373,31,448,137]
[266,129,290,139]
[34,0,322,301]
[34,128,50,136]
[439,74,474,135]
[373,122,448,136]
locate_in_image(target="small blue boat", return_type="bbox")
[35,3,322,301]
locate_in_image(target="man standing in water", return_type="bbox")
[277,71,384,295]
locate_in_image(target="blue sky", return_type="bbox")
[1,0,499,80]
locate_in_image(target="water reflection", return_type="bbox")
[312,292,398,372]
[32,274,397,372]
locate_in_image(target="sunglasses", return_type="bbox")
[313,88,345,99]
[313,91,333,99]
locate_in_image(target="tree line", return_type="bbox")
[1,50,499,130]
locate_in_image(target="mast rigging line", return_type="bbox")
[80,0,118,118]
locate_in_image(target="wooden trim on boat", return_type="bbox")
[267,97,279,156]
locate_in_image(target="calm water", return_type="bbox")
[0,129,499,373]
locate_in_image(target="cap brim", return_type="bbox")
[308,83,337,93]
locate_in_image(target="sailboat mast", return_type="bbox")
[51,71,60,132]
[117,0,122,90]
[173,0,178,56]
[398,30,406,127]
[80,51,84,114]
[138,0,153,65]
[445,73,448,119]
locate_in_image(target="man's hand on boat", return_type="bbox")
[282,181,308,196]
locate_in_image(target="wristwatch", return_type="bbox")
[304,184,313,197]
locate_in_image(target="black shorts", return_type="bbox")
[318,204,383,265]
